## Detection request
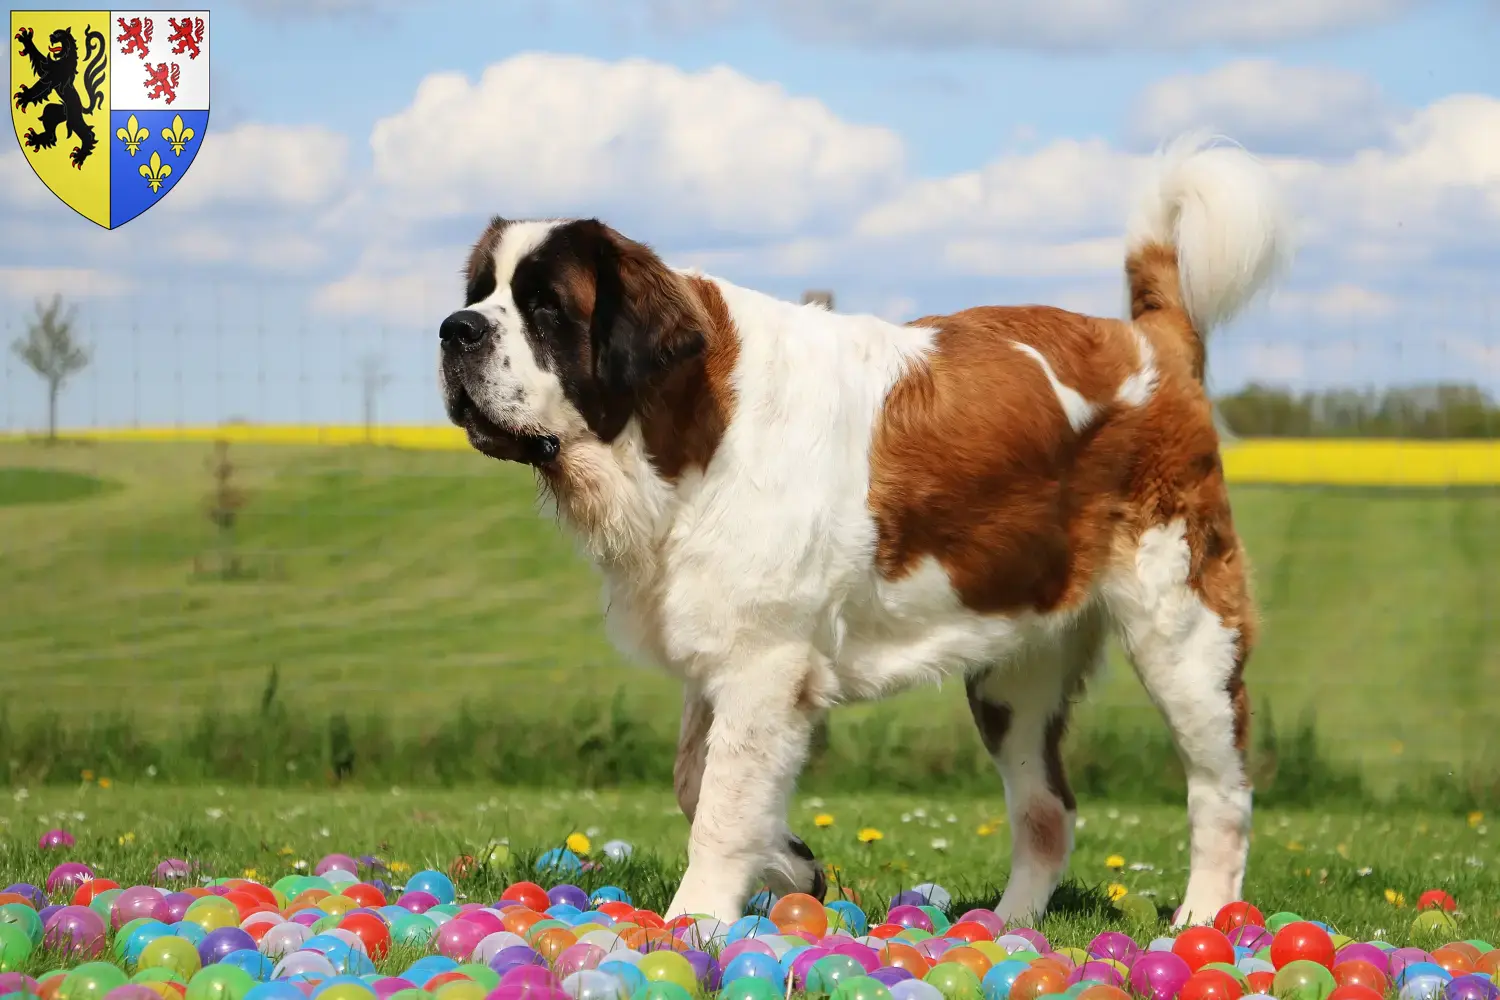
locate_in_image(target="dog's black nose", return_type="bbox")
[440,310,489,348]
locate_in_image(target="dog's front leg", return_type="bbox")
[664,643,821,922]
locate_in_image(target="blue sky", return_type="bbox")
[3,0,1498,431]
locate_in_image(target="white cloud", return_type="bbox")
[164,123,350,211]
[0,267,131,300]
[1273,283,1398,322]
[1128,60,1395,154]
[610,0,1423,50]
[365,54,907,236]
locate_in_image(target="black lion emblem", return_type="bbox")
[13,23,108,169]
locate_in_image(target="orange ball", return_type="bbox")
[639,929,688,953]
[500,908,547,938]
[500,881,551,912]
[534,927,579,962]
[1332,960,1388,995]
[944,921,995,944]
[221,891,262,921]
[1441,943,1482,964]
[1477,951,1500,976]
[869,923,904,940]
[1032,958,1072,980]
[939,946,993,980]
[0,893,30,907]
[1328,986,1384,1000]
[1178,969,1244,1000]
[1010,966,1069,1000]
[291,888,331,907]
[769,893,828,937]
[72,879,121,905]
[1174,927,1236,972]
[1431,948,1476,977]
[1246,972,1275,994]
[615,926,648,950]
[880,943,931,978]
[1270,922,1336,970]
[1077,988,1132,1000]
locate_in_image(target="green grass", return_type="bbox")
[0,467,120,506]
[2,785,1497,963]
[1,440,1498,797]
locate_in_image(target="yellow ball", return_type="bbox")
[637,951,699,993]
[137,936,202,979]
[183,898,239,933]
[317,985,378,1000]
[969,942,1008,965]
[319,896,358,917]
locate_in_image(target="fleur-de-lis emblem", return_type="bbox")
[162,114,195,155]
[139,150,172,192]
[115,114,150,156]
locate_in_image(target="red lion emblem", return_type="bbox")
[115,16,152,60]
[166,17,203,60]
[143,62,180,104]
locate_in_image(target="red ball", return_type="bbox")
[945,921,995,944]
[1213,902,1265,935]
[1270,922,1337,970]
[869,923,904,939]
[340,912,392,960]
[499,880,550,913]
[1417,889,1457,912]
[343,883,387,909]
[665,914,697,933]
[1178,970,1244,1000]
[1328,986,1384,1000]
[423,973,471,993]
[72,879,121,905]
[1173,927,1236,972]
[1333,960,1389,994]
[631,909,666,930]
[1246,972,1276,994]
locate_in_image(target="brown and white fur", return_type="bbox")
[438,133,1292,927]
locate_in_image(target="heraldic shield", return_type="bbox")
[10,9,209,228]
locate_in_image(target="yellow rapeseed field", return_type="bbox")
[2,426,1498,485]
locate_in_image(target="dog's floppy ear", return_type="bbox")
[583,220,707,400]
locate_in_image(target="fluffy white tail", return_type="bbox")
[1124,132,1293,356]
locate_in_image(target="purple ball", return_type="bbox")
[38,829,75,850]
[955,909,1005,936]
[683,950,719,991]
[153,892,194,924]
[720,940,775,964]
[547,885,590,911]
[1389,948,1434,980]
[199,926,257,966]
[105,985,168,1000]
[4,884,46,908]
[1446,976,1500,1000]
[45,862,94,894]
[42,904,108,958]
[790,947,832,991]
[1089,931,1142,966]
[1228,925,1272,952]
[1072,962,1126,989]
[154,859,193,883]
[396,890,440,914]
[489,946,547,975]
[499,966,559,992]
[917,938,955,961]
[315,854,359,877]
[869,968,914,987]
[1335,942,1391,973]
[888,891,929,910]
[289,910,324,927]
[38,904,62,926]
[828,942,880,973]
[1129,950,1193,1000]
[885,905,934,932]
[486,987,569,1000]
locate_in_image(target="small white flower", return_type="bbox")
[586,826,600,837]
[319,827,331,838]
[1357,867,1374,876]
[946,813,957,824]
[901,813,913,823]
[1107,808,1120,819]
[1075,817,1087,829]
[146,765,158,777]
[205,808,224,820]
[913,807,927,819]
[293,860,308,871]
[807,797,825,808]
[1465,856,1484,869]
[390,787,402,796]
[73,811,86,821]
[1129,862,1156,872]
[11,788,27,803]
[930,838,949,851]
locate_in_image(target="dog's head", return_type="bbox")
[439,218,708,467]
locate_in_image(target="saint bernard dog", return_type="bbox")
[439,132,1292,927]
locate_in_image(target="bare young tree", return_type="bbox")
[357,352,393,443]
[11,294,91,443]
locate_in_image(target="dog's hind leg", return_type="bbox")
[966,606,1104,924]
[1105,511,1255,928]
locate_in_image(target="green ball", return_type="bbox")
[1112,895,1158,925]
[1265,911,1305,934]
[830,976,894,1000]
[0,903,43,947]
[1272,960,1337,1000]
[806,955,865,997]
[455,964,500,991]
[133,968,187,986]
[637,951,699,993]
[89,889,124,927]
[895,929,934,943]
[0,923,36,972]
[632,984,693,1000]
[57,961,129,1000]
[114,918,153,960]
[1411,910,1459,938]
[272,875,303,898]
[428,905,463,920]
[923,963,982,1000]
[720,979,781,1000]
[389,914,437,946]
[1200,963,1248,987]
[1063,985,1091,999]
[184,965,257,1000]
[311,915,342,934]
[138,935,202,979]
[1006,951,1042,964]
[918,906,951,933]
[387,990,429,1000]
[1462,939,1494,953]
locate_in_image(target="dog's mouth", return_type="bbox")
[449,391,560,467]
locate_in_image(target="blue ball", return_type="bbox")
[170,921,207,946]
[245,983,306,1000]
[721,953,785,986]
[1398,963,1452,987]
[826,900,868,936]
[982,960,1034,1000]
[779,946,811,982]
[745,890,779,916]
[124,921,173,964]
[405,870,457,906]
[599,962,646,996]
[536,849,583,874]
[591,886,632,907]
[220,948,275,982]
[402,955,460,987]
[546,904,584,921]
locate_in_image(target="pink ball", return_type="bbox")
[720,940,776,963]
[460,911,506,937]
[111,886,164,929]
[436,917,490,961]
[314,854,359,877]
[43,904,108,958]
[38,829,75,850]
[1129,951,1193,1000]
[45,863,94,894]
[554,943,606,979]
[956,910,1006,936]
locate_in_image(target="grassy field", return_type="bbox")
[0,439,1498,796]
[1,785,1497,956]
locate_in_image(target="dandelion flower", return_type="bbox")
[1286,841,1304,852]
[242,868,258,879]
[977,824,995,837]
[81,769,95,782]
[815,814,835,828]
[1384,888,1405,907]
[566,832,591,854]
[1106,854,1125,870]
[1468,811,1484,828]
[1107,883,1128,901]
[858,828,884,843]
[98,778,112,790]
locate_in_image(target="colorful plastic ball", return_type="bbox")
[922,962,982,1000]
[44,905,109,959]
[1326,986,1384,1000]
[0,921,35,972]
[219,950,273,984]
[634,951,698,995]
[830,976,895,1000]
[198,928,257,967]
[1175,929,1236,972]
[1399,975,1449,1000]
[55,961,128,1000]
[1178,969,1244,1000]
[886,908,935,934]
[1270,924,1336,971]
[185,965,257,1000]
[1112,896,1158,925]
[1214,904,1265,935]
[1446,975,1500,1000]
[1129,951,1193,1000]
[718,977,780,1000]
[1410,911,1459,938]
[722,952,784,987]
[1264,913,1304,934]
[890,981,945,1000]
[137,934,203,980]
[806,955,866,997]
[104,985,168,1000]
[1272,961,1338,1000]
[1416,890,1457,913]
[40,829,77,850]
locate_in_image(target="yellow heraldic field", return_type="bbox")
[1,426,1498,486]
[10,9,112,227]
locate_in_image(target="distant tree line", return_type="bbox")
[1217,383,1500,438]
